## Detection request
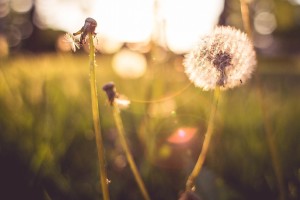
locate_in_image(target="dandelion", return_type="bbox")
[64,33,80,52]
[183,26,257,194]
[184,26,256,90]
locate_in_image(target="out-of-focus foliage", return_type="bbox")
[0,52,300,199]
[1,0,300,200]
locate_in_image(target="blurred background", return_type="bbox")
[0,0,300,199]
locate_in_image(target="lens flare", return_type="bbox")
[167,127,197,144]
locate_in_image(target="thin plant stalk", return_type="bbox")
[239,2,286,200]
[186,87,220,191]
[259,88,286,200]
[88,33,110,200]
[239,0,252,40]
[112,103,151,200]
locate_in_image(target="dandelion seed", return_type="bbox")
[115,97,131,109]
[184,26,256,90]
[106,179,111,184]
[64,33,80,52]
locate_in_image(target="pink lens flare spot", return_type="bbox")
[167,127,197,144]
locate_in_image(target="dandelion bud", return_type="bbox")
[184,26,256,90]
[102,82,118,106]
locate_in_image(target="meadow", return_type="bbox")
[0,51,300,200]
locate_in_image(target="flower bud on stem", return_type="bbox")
[103,83,151,200]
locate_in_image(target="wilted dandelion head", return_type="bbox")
[102,82,131,108]
[184,26,256,90]
[73,17,97,46]
[102,82,117,106]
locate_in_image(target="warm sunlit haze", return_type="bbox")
[2,1,300,200]
[34,0,224,53]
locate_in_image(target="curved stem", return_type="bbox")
[88,33,110,200]
[186,87,220,191]
[112,104,151,200]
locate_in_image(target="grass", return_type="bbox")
[0,53,300,199]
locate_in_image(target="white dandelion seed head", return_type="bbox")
[184,26,257,91]
[64,33,80,52]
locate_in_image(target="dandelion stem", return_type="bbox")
[186,87,220,191]
[239,2,286,199]
[88,33,110,200]
[240,0,252,40]
[112,103,151,200]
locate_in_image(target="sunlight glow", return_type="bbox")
[160,0,224,53]
[94,0,154,42]
[35,0,224,53]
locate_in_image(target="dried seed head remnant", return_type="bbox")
[102,82,118,106]
[73,17,97,45]
[184,26,256,90]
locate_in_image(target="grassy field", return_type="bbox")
[0,52,300,200]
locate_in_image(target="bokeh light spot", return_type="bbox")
[0,34,9,57]
[159,144,171,159]
[112,49,147,79]
[56,34,73,52]
[254,12,277,35]
[114,154,127,169]
[0,1,10,17]
[6,25,22,47]
[11,0,33,13]
[95,35,123,54]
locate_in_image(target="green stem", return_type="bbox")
[88,33,110,200]
[112,103,151,200]
[186,87,220,191]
